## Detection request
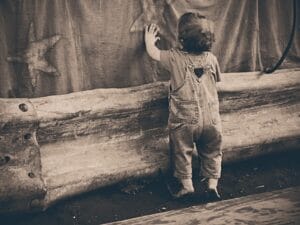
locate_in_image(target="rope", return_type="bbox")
[264,0,297,74]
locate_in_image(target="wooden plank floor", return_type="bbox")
[104,186,300,225]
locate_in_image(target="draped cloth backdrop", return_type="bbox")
[0,0,299,98]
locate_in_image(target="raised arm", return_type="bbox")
[144,24,161,61]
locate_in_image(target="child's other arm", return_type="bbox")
[145,24,161,61]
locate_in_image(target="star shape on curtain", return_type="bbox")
[130,0,174,37]
[7,22,61,88]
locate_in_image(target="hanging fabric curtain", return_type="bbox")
[0,0,299,98]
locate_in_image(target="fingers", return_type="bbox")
[150,24,159,35]
[145,24,160,44]
[146,24,159,35]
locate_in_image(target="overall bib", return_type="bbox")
[168,53,222,180]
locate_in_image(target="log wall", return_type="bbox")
[0,69,299,212]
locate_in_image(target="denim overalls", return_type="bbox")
[168,52,222,180]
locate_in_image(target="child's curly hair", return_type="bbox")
[178,12,215,54]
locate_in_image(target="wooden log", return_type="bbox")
[33,82,169,144]
[0,68,299,211]
[103,186,300,225]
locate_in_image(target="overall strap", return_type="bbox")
[169,54,192,93]
[186,54,203,115]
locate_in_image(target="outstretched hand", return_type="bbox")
[144,24,161,61]
[145,24,160,45]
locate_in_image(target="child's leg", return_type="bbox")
[196,125,222,200]
[169,124,195,180]
[169,124,195,195]
[195,125,222,182]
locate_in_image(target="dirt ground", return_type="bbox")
[1,150,300,225]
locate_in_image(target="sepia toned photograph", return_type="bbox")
[0,0,299,224]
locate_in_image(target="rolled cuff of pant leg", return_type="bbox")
[200,172,221,179]
[200,162,222,179]
[174,171,193,180]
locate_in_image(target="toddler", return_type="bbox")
[145,12,222,199]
